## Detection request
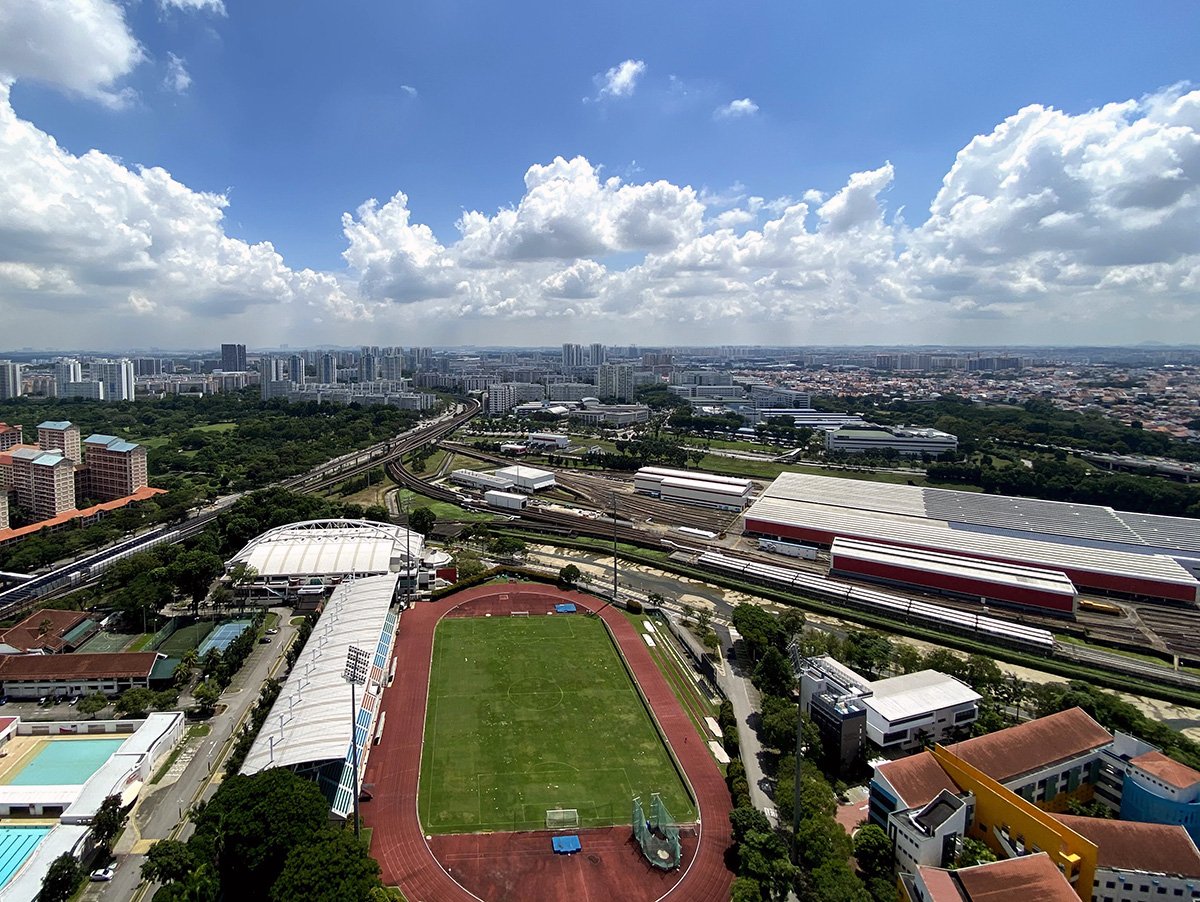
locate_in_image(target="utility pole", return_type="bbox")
[343,645,370,838]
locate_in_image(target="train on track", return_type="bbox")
[693,550,1057,655]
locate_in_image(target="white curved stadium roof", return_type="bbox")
[228,518,424,578]
[242,573,398,774]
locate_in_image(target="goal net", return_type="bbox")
[632,794,682,870]
[546,808,579,830]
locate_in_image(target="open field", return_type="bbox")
[418,614,694,834]
[395,488,494,523]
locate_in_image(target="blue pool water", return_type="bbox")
[0,826,50,887]
[7,738,125,786]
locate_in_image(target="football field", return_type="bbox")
[418,614,695,834]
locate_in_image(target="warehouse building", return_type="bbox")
[449,468,516,492]
[493,465,556,492]
[830,538,1079,615]
[226,519,423,601]
[744,473,1200,605]
[525,432,570,450]
[825,424,958,457]
[484,490,527,511]
[633,466,753,511]
[0,609,99,654]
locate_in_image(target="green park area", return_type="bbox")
[418,614,694,834]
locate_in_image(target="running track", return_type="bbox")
[363,584,734,902]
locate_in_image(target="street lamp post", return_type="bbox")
[343,645,370,838]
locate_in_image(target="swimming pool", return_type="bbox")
[6,738,125,786]
[0,826,50,887]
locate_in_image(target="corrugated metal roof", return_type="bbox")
[746,494,1198,588]
[831,538,1077,596]
[37,421,73,431]
[241,574,398,775]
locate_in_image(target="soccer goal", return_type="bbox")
[546,808,580,830]
[511,611,530,618]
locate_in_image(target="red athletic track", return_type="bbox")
[363,584,734,902]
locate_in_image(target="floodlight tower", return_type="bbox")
[343,644,370,838]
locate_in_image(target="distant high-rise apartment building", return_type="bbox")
[62,381,105,400]
[318,353,337,384]
[359,354,377,383]
[0,493,8,532]
[92,359,135,402]
[0,362,23,400]
[221,343,247,372]
[53,358,82,396]
[38,421,82,464]
[380,355,404,382]
[83,435,148,501]
[412,347,433,372]
[597,363,636,402]
[562,343,585,369]
[589,343,606,366]
[133,357,163,377]
[289,354,306,385]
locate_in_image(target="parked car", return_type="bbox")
[90,867,115,882]
[259,637,271,644]
[266,628,279,635]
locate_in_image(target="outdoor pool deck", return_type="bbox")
[0,826,51,889]
[0,738,126,786]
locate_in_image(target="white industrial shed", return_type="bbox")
[241,574,399,818]
[227,519,423,600]
[634,466,754,510]
[449,469,515,492]
[493,465,556,492]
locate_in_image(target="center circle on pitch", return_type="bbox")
[507,677,564,710]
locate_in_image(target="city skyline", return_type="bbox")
[2,2,1199,349]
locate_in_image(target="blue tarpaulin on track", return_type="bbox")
[552,835,581,854]
[554,603,577,613]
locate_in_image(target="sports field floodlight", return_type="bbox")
[344,644,370,837]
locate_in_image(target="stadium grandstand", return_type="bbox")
[240,574,400,820]
[225,519,423,602]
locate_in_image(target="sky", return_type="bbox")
[1,1,1200,351]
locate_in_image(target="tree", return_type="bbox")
[407,507,436,536]
[731,877,764,902]
[753,647,795,697]
[759,694,799,752]
[730,806,773,844]
[141,839,194,885]
[557,564,581,587]
[152,689,180,711]
[852,824,893,880]
[91,794,127,851]
[189,768,331,896]
[193,680,221,717]
[37,853,82,902]
[488,535,526,556]
[76,692,108,718]
[732,604,786,663]
[955,837,997,868]
[169,550,225,614]
[116,687,155,717]
[268,828,383,902]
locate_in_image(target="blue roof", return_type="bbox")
[83,434,139,452]
[84,434,118,445]
[37,421,73,431]
[31,453,67,468]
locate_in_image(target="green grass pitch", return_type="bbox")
[417,614,696,834]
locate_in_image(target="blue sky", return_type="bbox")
[2,1,1199,349]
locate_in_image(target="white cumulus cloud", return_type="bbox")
[714,98,759,120]
[0,0,143,106]
[591,59,645,100]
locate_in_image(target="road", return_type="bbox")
[85,611,300,902]
[713,627,777,824]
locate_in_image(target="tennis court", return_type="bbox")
[196,620,254,657]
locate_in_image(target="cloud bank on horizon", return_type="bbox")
[1,0,1198,349]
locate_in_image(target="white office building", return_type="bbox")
[825,424,958,457]
[92,358,135,402]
